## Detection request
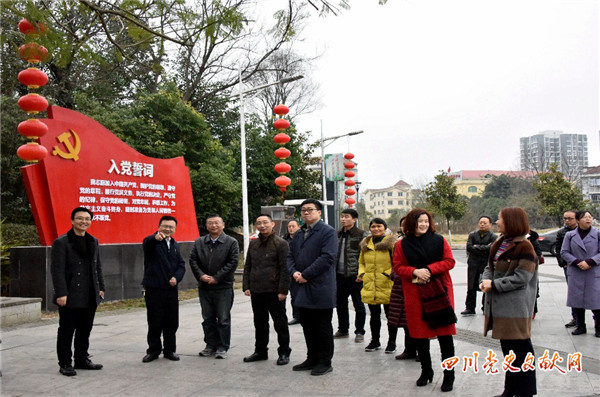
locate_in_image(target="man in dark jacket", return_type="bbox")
[141,215,186,363]
[242,214,291,365]
[461,216,497,316]
[51,207,105,376]
[556,210,578,327]
[189,214,239,359]
[287,199,338,376]
[334,208,367,342]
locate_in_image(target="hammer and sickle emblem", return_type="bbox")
[52,129,81,161]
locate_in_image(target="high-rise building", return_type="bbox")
[363,180,419,217]
[520,130,588,178]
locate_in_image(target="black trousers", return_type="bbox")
[414,335,455,372]
[367,304,397,344]
[250,292,290,355]
[500,339,537,396]
[336,275,366,335]
[144,287,179,355]
[57,306,97,366]
[465,262,486,311]
[299,307,334,366]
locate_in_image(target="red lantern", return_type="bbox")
[18,19,47,36]
[273,118,290,130]
[274,147,291,159]
[344,161,355,169]
[274,162,292,174]
[17,119,48,138]
[344,152,354,160]
[345,189,356,196]
[275,175,291,192]
[273,132,291,144]
[18,93,48,114]
[345,198,356,206]
[345,180,356,187]
[344,170,355,178]
[18,67,48,88]
[17,142,47,162]
[18,43,49,63]
[273,104,289,115]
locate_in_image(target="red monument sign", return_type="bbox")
[22,106,199,245]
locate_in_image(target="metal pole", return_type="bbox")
[239,68,250,258]
[321,120,328,224]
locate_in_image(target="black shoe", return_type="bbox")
[276,354,290,365]
[292,359,316,371]
[333,331,349,338]
[416,369,434,386]
[142,353,160,363]
[59,364,76,376]
[243,352,268,362]
[364,340,381,352]
[288,318,300,325]
[74,359,103,370]
[461,309,476,316]
[493,391,515,397]
[164,352,180,361]
[565,319,578,328]
[595,329,600,338]
[572,326,586,335]
[441,370,454,392]
[395,351,417,360]
[310,364,333,376]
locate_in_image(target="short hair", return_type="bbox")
[369,217,387,229]
[256,214,273,222]
[71,207,93,220]
[499,207,529,237]
[575,211,592,221]
[205,214,223,223]
[300,198,322,211]
[288,219,299,226]
[479,216,493,224]
[341,208,359,219]
[159,215,178,226]
[564,210,576,216]
[403,208,436,236]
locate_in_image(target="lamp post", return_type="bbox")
[236,71,303,257]
[316,129,364,223]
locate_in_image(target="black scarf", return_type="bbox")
[400,232,444,268]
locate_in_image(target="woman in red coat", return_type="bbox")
[393,208,456,392]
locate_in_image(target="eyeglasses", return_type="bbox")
[564,217,575,220]
[74,217,91,221]
[160,225,176,229]
[301,208,318,213]
[255,221,272,226]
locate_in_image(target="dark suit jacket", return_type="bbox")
[142,233,186,289]
[51,229,105,308]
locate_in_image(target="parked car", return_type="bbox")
[537,229,560,256]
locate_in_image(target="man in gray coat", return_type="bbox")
[51,207,105,376]
[189,214,239,359]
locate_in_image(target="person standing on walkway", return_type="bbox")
[285,219,301,325]
[358,218,397,353]
[51,207,105,376]
[243,214,292,365]
[189,214,239,359]
[556,210,579,328]
[560,210,600,337]
[334,208,367,342]
[287,199,338,376]
[141,215,186,363]
[480,207,538,397]
[461,216,497,316]
[393,208,457,392]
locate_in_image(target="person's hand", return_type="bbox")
[293,272,307,284]
[480,279,492,293]
[577,261,591,271]
[355,277,362,283]
[169,277,177,286]
[99,291,105,300]
[412,268,431,283]
[155,232,166,241]
[56,296,67,306]
[200,274,212,283]
[278,293,287,301]
[244,289,251,296]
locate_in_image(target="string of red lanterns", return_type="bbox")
[16,18,50,163]
[344,152,357,207]
[273,104,292,199]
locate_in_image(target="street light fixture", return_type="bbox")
[316,129,364,223]
[235,71,304,257]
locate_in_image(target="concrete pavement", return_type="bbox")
[1,250,599,396]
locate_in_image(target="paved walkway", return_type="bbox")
[1,251,599,396]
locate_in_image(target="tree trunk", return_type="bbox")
[446,217,453,246]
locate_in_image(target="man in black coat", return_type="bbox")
[141,215,186,363]
[556,210,578,327]
[461,216,497,316]
[51,207,105,376]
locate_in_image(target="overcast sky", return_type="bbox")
[289,0,599,189]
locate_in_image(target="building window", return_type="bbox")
[468,186,478,193]
[388,200,393,205]
[398,200,403,205]
[388,210,393,214]
[387,192,393,196]
[398,192,403,196]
